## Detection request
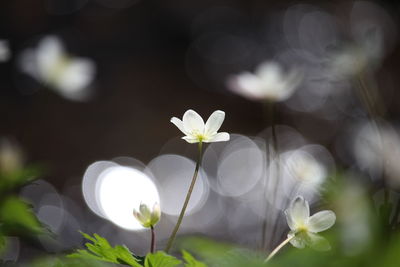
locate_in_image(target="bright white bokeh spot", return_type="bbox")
[97,166,159,231]
[146,154,209,216]
[82,161,119,218]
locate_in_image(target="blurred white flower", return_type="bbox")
[329,29,383,78]
[133,202,161,228]
[0,40,11,62]
[285,149,327,192]
[353,122,400,188]
[227,61,302,102]
[285,196,336,251]
[19,36,96,101]
[171,109,230,143]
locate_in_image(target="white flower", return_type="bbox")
[19,36,96,101]
[0,40,11,62]
[285,149,327,190]
[227,61,302,102]
[353,122,400,188]
[171,109,230,143]
[329,28,383,78]
[133,202,161,228]
[285,196,336,251]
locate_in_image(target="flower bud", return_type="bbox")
[133,202,161,228]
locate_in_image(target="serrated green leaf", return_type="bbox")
[31,256,112,267]
[144,251,181,267]
[182,250,207,267]
[68,232,142,267]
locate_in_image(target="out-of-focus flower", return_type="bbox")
[353,122,400,188]
[133,202,161,228]
[0,139,23,173]
[329,29,383,78]
[0,40,11,62]
[285,149,327,192]
[19,36,96,101]
[227,61,302,102]
[285,196,336,251]
[171,109,230,143]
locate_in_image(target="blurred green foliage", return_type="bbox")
[0,164,47,257]
[68,232,208,267]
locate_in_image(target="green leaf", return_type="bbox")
[0,196,44,235]
[182,250,207,267]
[144,251,181,267]
[68,232,142,267]
[31,256,112,267]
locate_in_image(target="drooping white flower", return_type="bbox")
[19,36,96,101]
[133,202,161,228]
[171,109,230,143]
[227,61,303,102]
[285,196,336,251]
[0,40,11,62]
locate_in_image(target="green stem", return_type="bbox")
[164,142,203,253]
[150,225,155,253]
[265,234,295,262]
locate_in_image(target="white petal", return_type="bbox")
[287,196,309,227]
[182,136,200,143]
[171,117,187,135]
[308,210,336,233]
[183,110,205,134]
[285,210,296,231]
[256,61,283,83]
[55,58,95,100]
[228,73,264,100]
[288,232,306,249]
[37,36,64,80]
[205,132,230,143]
[305,233,331,251]
[205,110,225,135]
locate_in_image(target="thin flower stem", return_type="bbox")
[356,74,386,185]
[261,102,273,249]
[261,101,281,250]
[150,225,155,253]
[165,142,204,253]
[269,102,281,248]
[265,234,295,263]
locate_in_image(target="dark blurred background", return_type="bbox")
[0,0,399,187]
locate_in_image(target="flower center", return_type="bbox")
[297,225,309,234]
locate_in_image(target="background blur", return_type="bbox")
[1,0,400,263]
